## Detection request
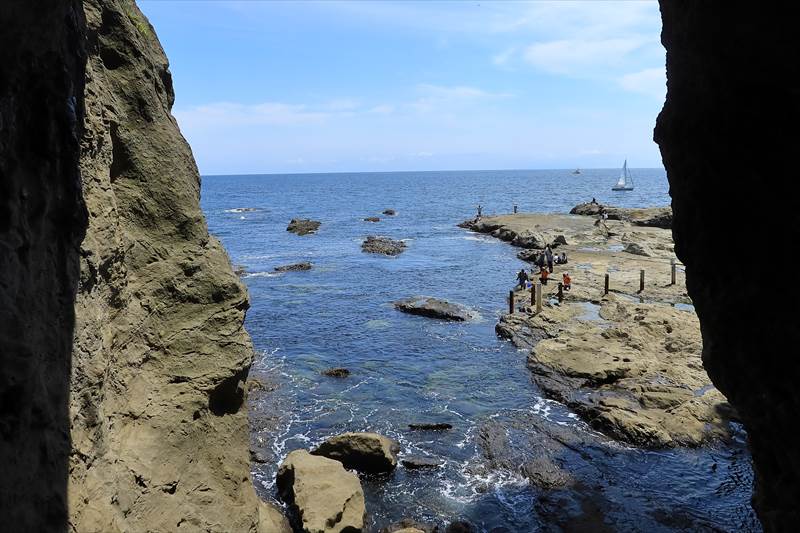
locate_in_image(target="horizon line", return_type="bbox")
[201,166,667,178]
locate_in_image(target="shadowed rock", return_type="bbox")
[383,209,397,216]
[570,203,672,229]
[287,218,321,235]
[311,432,400,473]
[408,423,452,431]
[321,368,350,378]
[402,457,444,469]
[394,297,471,321]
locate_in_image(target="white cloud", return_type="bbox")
[523,37,649,76]
[619,67,666,100]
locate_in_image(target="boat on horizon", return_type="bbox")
[612,159,634,191]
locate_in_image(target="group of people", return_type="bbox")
[516,244,571,291]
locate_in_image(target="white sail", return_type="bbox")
[613,159,634,190]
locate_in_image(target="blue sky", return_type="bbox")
[138,1,666,175]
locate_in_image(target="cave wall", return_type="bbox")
[0,1,87,530]
[655,2,800,530]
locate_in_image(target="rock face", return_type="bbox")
[655,2,800,528]
[287,218,321,235]
[569,203,673,229]
[275,261,313,272]
[4,1,267,531]
[277,450,366,533]
[394,297,472,321]
[0,2,88,529]
[401,457,443,469]
[311,432,400,473]
[362,235,407,256]
[321,367,350,378]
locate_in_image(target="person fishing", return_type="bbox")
[516,269,529,289]
[539,266,549,285]
[562,272,571,291]
[476,204,483,218]
[513,204,518,214]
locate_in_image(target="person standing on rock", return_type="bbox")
[563,272,571,291]
[513,204,518,214]
[540,267,549,285]
[545,245,554,273]
[516,269,529,289]
[476,204,483,219]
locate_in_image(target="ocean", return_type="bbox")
[200,169,758,532]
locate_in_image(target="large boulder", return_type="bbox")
[287,218,321,235]
[277,450,366,533]
[362,235,407,256]
[622,242,653,257]
[311,432,399,473]
[394,297,472,321]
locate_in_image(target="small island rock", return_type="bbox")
[394,297,471,321]
[287,218,321,235]
[362,235,407,256]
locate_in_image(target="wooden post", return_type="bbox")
[509,290,514,314]
[531,283,535,307]
[639,269,645,292]
[535,282,542,314]
[670,258,676,285]
[604,273,609,295]
[557,282,564,302]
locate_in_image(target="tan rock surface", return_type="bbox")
[277,450,366,533]
[68,1,262,531]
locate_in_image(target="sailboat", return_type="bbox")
[612,159,634,191]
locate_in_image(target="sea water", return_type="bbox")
[201,169,759,532]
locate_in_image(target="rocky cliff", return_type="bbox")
[0,1,87,530]
[656,2,800,530]
[2,1,279,531]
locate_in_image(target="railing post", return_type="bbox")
[531,283,535,307]
[640,269,645,292]
[604,273,609,295]
[535,282,542,314]
[509,290,514,314]
[670,258,676,285]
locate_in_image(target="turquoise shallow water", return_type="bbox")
[201,169,759,532]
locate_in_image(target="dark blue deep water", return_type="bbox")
[200,169,759,532]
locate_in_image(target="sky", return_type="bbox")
[138,1,666,175]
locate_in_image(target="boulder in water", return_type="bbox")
[274,261,313,272]
[311,432,400,473]
[408,423,452,431]
[364,216,381,222]
[401,456,444,469]
[394,297,471,321]
[276,450,365,532]
[362,235,407,256]
[287,218,321,235]
[379,519,435,533]
[383,209,397,216]
[321,367,350,378]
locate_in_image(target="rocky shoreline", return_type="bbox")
[462,206,736,448]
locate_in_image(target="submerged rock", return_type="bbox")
[383,209,397,216]
[364,216,381,222]
[274,261,313,272]
[408,423,452,431]
[287,218,321,235]
[321,367,350,378]
[402,457,444,469]
[394,297,472,321]
[311,432,400,473]
[277,450,365,532]
[379,519,435,533]
[362,235,407,256]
